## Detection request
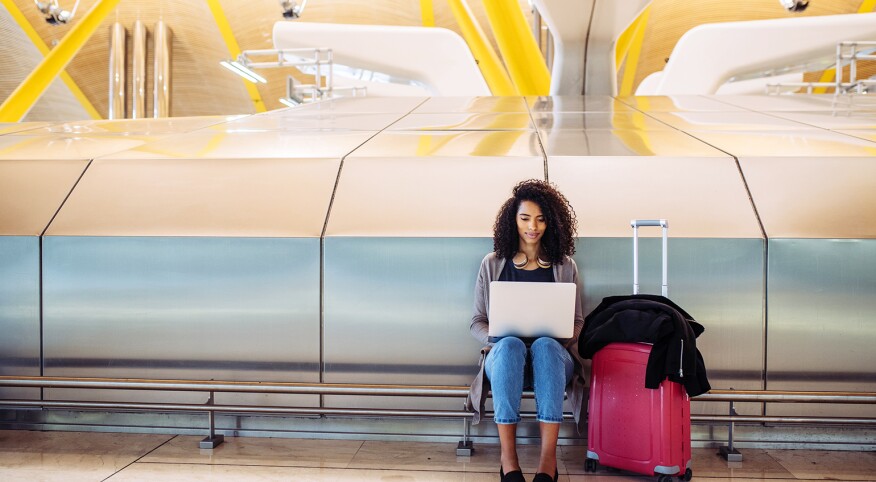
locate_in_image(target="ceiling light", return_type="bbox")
[220,61,266,84]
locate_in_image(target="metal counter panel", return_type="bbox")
[19,116,244,136]
[540,129,726,157]
[576,237,766,415]
[532,112,673,131]
[294,97,427,114]
[45,157,341,237]
[0,135,148,160]
[706,95,840,112]
[688,130,876,157]
[0,159,90,236]
[42,236,320,407]
[615,96,748,112]
[322,237,490,409]
[214,113,403,132]
[347,130,543,158]
[326,155,544,237]
[767,238,876,418]
[526,96,636,113]
[0,236,40,400]
[414,96,528,113]
[388,113,534,131]
[646,111,815,131]
[549,155,761,238]
[102,131,376,160]
[739,156,876,238]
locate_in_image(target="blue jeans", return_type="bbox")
[484,336,574,424]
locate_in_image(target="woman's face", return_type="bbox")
[516,200,546,250]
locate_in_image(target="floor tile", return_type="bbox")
[109,462,500,481]
[767,449,876,481]
[141,434,363,468]
[0,429,172,482]
[348,440,569,474]
[690,448,796,479]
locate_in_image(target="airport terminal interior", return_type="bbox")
[1,0,875,480]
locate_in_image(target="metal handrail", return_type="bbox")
[1,375,874,451]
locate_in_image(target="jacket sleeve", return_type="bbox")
[564,257,586,350]
[469,255,491,345]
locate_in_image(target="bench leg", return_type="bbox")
[199,392,225,449]
[456,416,474,456]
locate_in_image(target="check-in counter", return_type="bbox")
[39,125,374,407]
[323,126,544,411]
[0,155,90,401]
[541,104,766,417]
[687,128,876,418]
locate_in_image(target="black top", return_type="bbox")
[499,260,555,282]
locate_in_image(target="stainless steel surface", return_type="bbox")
[647,111,816,131]
[739,156,876,238]
[540,129,727,157]
[326,155,543,237]
[688,130,876,157]
[549,156,761,238]
[153,21,172,118]
[45,157,341,237]
[614,96,749,112]
[347,130,543,158]
[108,23,126,120]
[18,116,244,136]
[131,20,147,119]
[698,391,876,403]
[414,96,529,113]
[708,94,841,112]
[532,112,673,131]
[0,135,147,160]
[216,113,402,132]
[322,237,490,409]
[102,130,375,159]
[388,113,534,131]
[0,237,40,401]
[767,238,876,418]
[526,96,636,113]
[0,159,89,235]
[42,236,321,408]
[575,238,766,416]
[295,96,426,114]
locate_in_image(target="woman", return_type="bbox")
[469,180,586,482]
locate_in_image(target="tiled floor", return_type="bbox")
[0,429,874,481]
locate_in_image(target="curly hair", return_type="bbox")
[493,179,578,264]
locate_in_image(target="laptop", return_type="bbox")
[488,281,576,342]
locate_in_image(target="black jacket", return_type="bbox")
[579,294,710,397]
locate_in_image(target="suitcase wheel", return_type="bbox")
[584,458,598,472]
[658,475,674,482]
[682,468,693,481]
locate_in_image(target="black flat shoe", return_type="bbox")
[500,466,526,482]
[532,468,558,482]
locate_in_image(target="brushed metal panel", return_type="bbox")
[540,129,725,157]
[216,113,402,132]
[689,131,876,157]
[576,237,766,415]
[647,111,816,131]
[549,155,762,238]
[0,122,51,135]
[23,116,245,136]
[0,135,147,160]
[388,113,534,131]
[414,96,528,113]
[326,156,544,237]
[42,236,320,407]
[323,237,491,409]
[102,131,376,160]
[532,112,673,131]
[615,96,748,112]
[294,96,427,114]
[739,156,876,238]
[348,131,543,158]
[45,157,340,237]
[767,238,876,417]
[766,111,876,130]
[526,96,636,113]
[0,159,89,236]
[0,236,40,400]
[708,94,839,112]
[836,130,876,143]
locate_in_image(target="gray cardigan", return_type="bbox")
[466,252,588,432]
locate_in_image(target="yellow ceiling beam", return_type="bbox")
[0,0,101,120]
[448,0,516,95]
[0,0,119,122]
[618,5,651,96]
[206,0,266,113]
[481,0,550,95]
[420,0,435,26]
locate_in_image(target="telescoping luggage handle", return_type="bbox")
[631,219,668,297]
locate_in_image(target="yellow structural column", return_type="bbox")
[481,0,550,95]
[0,0,120,122]
[420,0,435,26]
[448,0,516,95]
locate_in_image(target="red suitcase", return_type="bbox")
[584,220,693,481]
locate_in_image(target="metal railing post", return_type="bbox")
[457,408,474,456]
[718,395,743,462]
[199,391,225,449]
